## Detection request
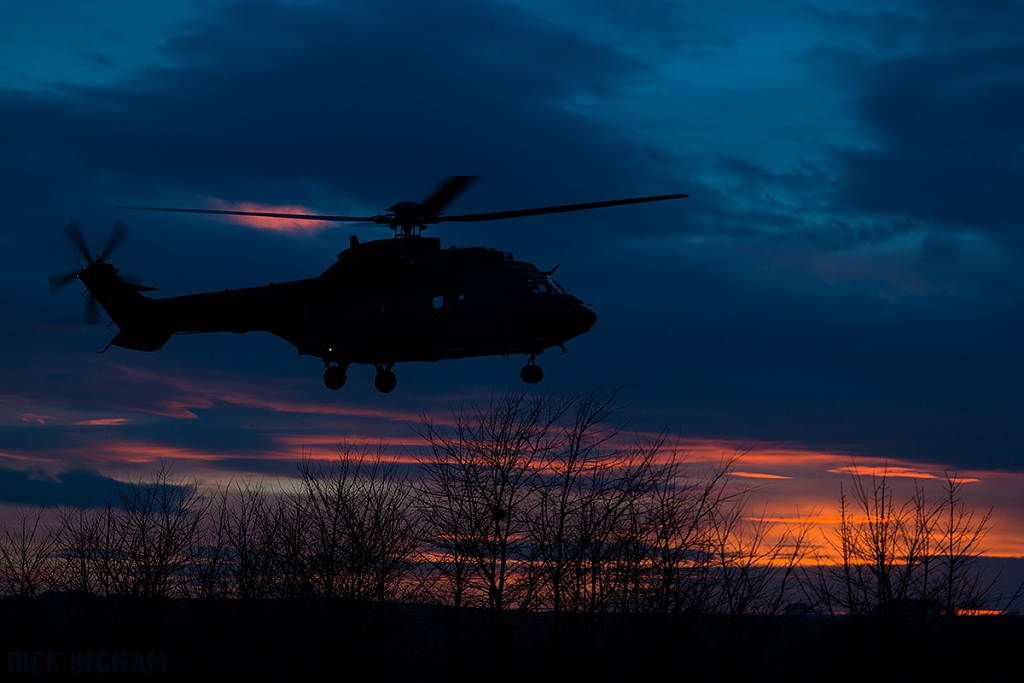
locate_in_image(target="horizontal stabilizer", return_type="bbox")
[110,329,172,352]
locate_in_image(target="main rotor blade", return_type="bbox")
[435,192,689,224]
[420,175,478,217]
[48,270,80,293]
[63,220,91,263]
[99,220,130,261]
[118,206,380,223]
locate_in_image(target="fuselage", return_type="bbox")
[82,236,597,368]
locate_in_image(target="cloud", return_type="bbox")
[733,471,792,480]
[0,466,193,508]
[0,0,669,228]
[73,418,130,426]
[831,14,1024,243]
[827,465,980,483]
[201,199,328,232]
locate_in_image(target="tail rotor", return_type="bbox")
[63,220,92,267]
[48,220,134,325]
[99,220,130,262]
[48,269,81,293]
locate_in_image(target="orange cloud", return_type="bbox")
[204,198,328,232]
[827,465,980,483]
[74,418,129,426]
[215,392,427,422]
[19,413,55,425]
[733,471,792,480]
[276,434,425,449]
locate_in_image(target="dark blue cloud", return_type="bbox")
[0,465,193,508]
[831,5,1024,240]
[0,0,669,220]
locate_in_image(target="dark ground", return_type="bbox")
[2,596,1024,680]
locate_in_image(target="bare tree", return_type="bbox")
[807,464,1008,633]
[106,463,205,599]
[185,487,232,600]
[937,474,996,619]
[298,446,422,604]
[710,500,811,653]
[297,454,349,600]
[850,470,938,625]
[416,438,479,667]
[535,416,662,651]
[53,505,102,596]
[272,490,315,599]
[0,506,61,599]
[636,451,742,618]
[222,480,282,600]
[419,392,568,662]
[531,389,624,644]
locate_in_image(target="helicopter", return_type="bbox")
[49,177,687,393]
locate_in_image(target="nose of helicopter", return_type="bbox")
[571,303,597,333]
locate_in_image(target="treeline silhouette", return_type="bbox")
[1,391,1020,680]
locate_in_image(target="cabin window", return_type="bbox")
[433,296,444,309]
[527,280,550,294]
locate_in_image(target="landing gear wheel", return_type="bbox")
[324,366,346,390]
[520,364,543,384]
[374,367,398,393]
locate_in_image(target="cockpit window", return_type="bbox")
[544,276,567,295]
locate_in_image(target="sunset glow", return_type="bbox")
[204,198,329,232]
[6,412,1024,557]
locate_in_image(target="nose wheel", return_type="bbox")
[520,354,543,384]
[374,363,398,393]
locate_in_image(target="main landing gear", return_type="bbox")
[323,363,348,390]
[322,361,398,393]
[520,354,543,384]
[374,363,397,393]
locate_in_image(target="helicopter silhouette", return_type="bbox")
[50,177,687,393]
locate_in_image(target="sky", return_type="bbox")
[1,0,1023,557]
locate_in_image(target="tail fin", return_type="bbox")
[79,263,172,352]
